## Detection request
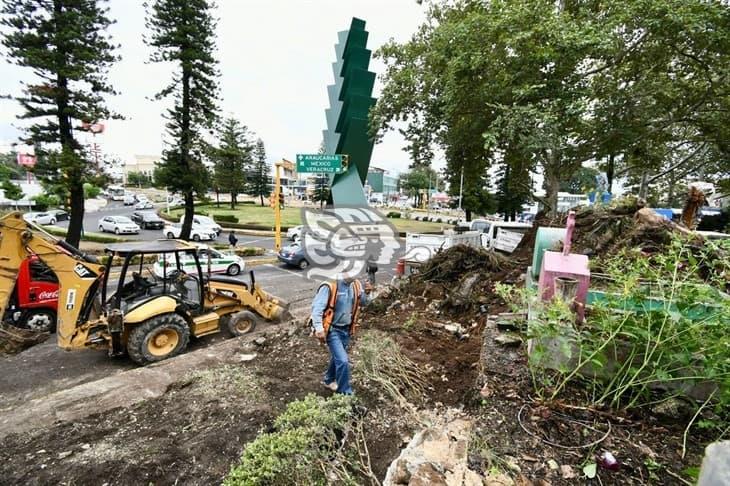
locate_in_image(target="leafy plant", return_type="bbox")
[529,234,730,424]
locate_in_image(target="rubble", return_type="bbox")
[0,323,49,355]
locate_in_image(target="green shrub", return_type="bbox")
[214,214,239,224]
[225,394,355,486]
[242,200,256,205]
[386,211,401,219]
[42,226,125,244]
[32,194,61,211]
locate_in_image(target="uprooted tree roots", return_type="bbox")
[0,323,49,355]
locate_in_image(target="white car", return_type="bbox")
[164,223,217,242]
[135,194,149,203]
[135,200,154,210]
[179,215,222,236]
[23,212,58,225]
[154,244,245,277]
[98,216,140,234]
[286,225,303,240]
[123,194,136,206]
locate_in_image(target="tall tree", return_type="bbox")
[146,0,220,240]
[211,118,252,209]
[249,138,270,206]
[2,0,118,247]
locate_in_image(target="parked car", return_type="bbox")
[286,225,303,240]
[98,216,140,234]
[164,223,217,242]
[130,211,165,230]
[22,212,58,225]
[166,195,184,207]
[277,242,310,269]
[179,215,222,236]
[153,244,245,277]
[135,200,154,210]
[123,193,136,206]
[135,193,149,203]
[47,209,69,222]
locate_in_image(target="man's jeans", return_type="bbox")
[324,326,352,395]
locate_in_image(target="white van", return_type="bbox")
[478,221,532,253]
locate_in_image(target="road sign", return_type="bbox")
[296,154,344,173]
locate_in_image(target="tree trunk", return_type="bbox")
[639,171,649,200]
[66,185,85,248]
[667,173,676,207]
[465,209,472,221]
[216,189,220,208]
[545,170,560,217]
[179,65,193,240]
[230,192,236,209]
[606,153,615,194]
[260,194,264,206]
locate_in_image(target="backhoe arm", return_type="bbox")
[0,212,106,349]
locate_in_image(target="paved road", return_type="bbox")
[0,259,398,412]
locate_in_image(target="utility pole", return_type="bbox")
[427,171,432,219]
[458,166,464,211]
[273,161,283,251]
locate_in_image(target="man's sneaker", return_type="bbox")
[322,381,338,392]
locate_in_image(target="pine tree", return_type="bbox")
[2,0,118,247]
[249,139,270,206]
[145,0,220,240]
[212,118,252,209]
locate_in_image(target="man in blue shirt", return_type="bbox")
[311,273,370,395]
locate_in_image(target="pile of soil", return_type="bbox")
[0,323,48,355]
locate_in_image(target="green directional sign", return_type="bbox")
[296,154,345,173]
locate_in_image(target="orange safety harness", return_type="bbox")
[320,280,362,336]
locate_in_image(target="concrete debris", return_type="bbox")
[698,440,730,486]
[238,353,257,362]
[253,337,267,347]
[547,459,559,470]
[387,300,404,312]
[57,451,73,459]
[384,414,483,486]
[494,333,522,347]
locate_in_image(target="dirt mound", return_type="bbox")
[415,244,509,284]
[0,323,49,355]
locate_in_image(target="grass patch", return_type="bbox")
[186,364,262,399]
[211,244,266,257]
[165,204,450,233]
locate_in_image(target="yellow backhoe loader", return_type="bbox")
[0,212,290,364]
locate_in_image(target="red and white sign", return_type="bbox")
[17,153,37,167]
[81,121,105,134]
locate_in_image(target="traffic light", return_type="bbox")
[278,193,285,209]
[340,154,349,171]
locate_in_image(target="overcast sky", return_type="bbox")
[0,0,429,175]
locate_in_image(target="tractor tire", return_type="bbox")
[23,309,56,333]
[127,313,190,365]
[227,263,241,276]
[227,310,259,336]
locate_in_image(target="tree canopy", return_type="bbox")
[2,0,118,246]
[372,0,730,216]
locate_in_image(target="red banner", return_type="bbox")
[17,153,36,167]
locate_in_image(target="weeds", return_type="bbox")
[354,332,428,411]
[523,235,729,430]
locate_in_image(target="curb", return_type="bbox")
[245,257,278,267]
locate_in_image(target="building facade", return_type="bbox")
[124,155,160,184]
[366,167,398,197]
